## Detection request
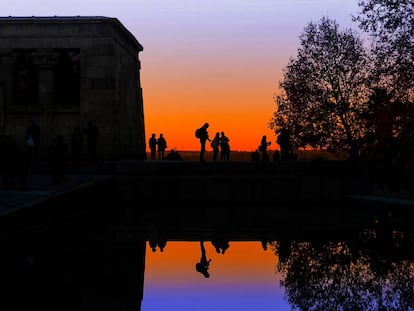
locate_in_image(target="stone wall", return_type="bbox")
[0,16,146,160]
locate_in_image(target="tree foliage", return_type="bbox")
[270,17,370,153]
[353,0,414,102]
[352,0,414,162]
[276,237,414,311]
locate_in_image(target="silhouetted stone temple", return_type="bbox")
[0,16,146,160]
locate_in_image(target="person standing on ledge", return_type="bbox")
[277,128,291,160]
[148,133,157,160]
[259,135,271,162]
[196,122,211,162]
[210,132,220,162]
[157,133,167,160]
[219,131,230,162]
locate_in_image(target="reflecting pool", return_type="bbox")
[143,241,289,311]
[142,213,414,311]
[2,194,414,310]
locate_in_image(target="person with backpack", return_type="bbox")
[195,122,210,162]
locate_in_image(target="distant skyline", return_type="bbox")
[2,0,362,151]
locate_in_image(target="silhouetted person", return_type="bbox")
[165,149,183,161]
[157,134,167,160]
[220,132,230,162]
[157,239,167,252]
[196,123,210,162]
[149,240,157,252]
[85,121,99,162]
[148,133,157,160]
[196,240,211,278]
[277,128,291,160]
[71,127,83,165]
[25,120,40,161]
[251,149,260,162]
[259,135,271,162]
[210,132,220,162]
[261,239,272,251]
[47,134,67,186]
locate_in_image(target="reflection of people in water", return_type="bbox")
[195,240,211,278]
[148,237,167,252]
[149,240,157,252]
[261,239,272,251]
[157,239,167,252]
[211,237,230,254]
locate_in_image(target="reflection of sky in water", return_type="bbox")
[142,241,291,311]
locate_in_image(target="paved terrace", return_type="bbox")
[1,159,413,221]
[0,160,114,217]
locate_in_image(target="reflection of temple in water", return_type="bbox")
[0,16,146,159]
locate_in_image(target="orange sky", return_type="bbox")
[2,0,361,152]
[135,1,361,151]
[141,54,282,152]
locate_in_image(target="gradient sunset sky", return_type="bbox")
[3,0,361,151]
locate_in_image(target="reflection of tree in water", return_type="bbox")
[274,225,414,311]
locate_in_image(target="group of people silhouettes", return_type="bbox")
[209,131,230,162]
[150,122,232,162]
[251,134,276,162]
[149,133,167,160]
[196,123,293,162]
[149,238,167,253]
[148,237,275,279]
[148,132,183,161]
[252,128,294,162]
[148,122,230,162]
[0,120,100,189]
[148,123,294,162]
[195,122,231,162]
